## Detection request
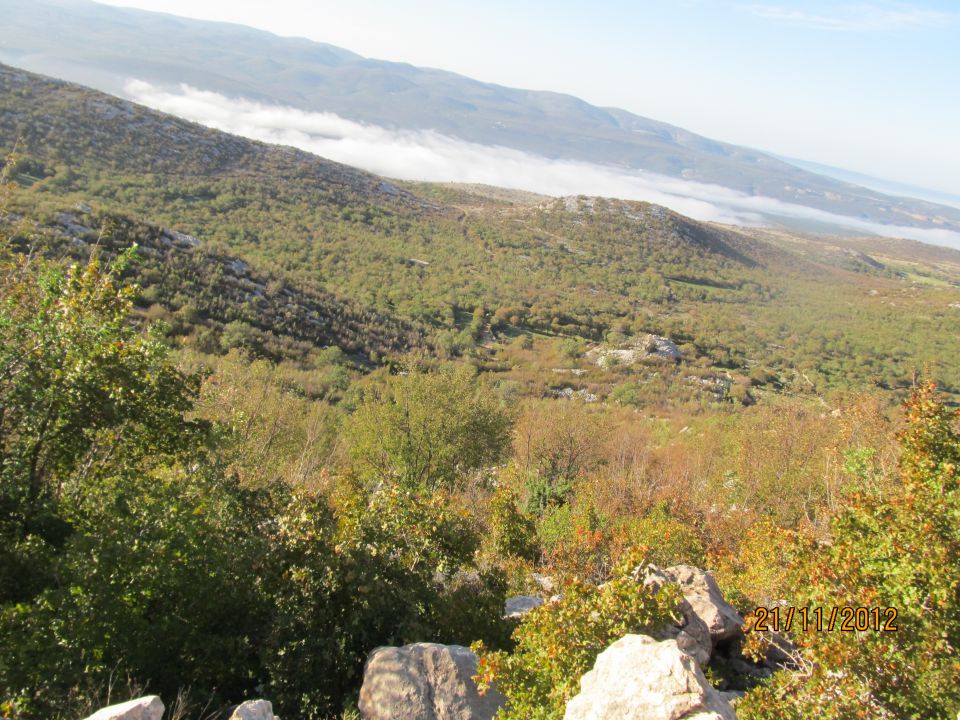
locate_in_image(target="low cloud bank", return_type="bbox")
[125,80,960,250]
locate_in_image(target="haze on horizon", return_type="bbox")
[91,0,960,198]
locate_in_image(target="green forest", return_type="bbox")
[2,63,960,719]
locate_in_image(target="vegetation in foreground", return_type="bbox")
[2,163,960,719]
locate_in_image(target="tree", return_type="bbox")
[0,244,206,608]
[346,364,512,491]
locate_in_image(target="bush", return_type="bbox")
[487,485,539,562]
[474,551,680,720]
[740,384,960,719]
[612,503,706,568]
[345,364,512,491]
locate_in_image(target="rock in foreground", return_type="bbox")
[564,635,736,720]
[229,699,279,720]
[84,696,164,720]
[358,643,505,720]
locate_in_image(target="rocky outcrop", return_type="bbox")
[229,699,279,720]
[358,643,505,720]
[504,595,544,619]
[647,565,744,645]
[655,594,713,668]
[586,334,682,368]
[563,636,736,720]
[84,696,164,720]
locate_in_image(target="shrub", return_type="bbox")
[345,364,512,491]
[487,485,539,562]
[739,383,960,719]
[612,503,706,568]
[474,551,680,720]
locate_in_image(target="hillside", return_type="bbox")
[6,206,424,366]
[2,0,959,237]
[3,62,960,398]
[4,27,960,720]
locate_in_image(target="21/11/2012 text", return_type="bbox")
[746,606,898,633]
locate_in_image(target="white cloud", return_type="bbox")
[744,2,955,31]
[123,79,960,250]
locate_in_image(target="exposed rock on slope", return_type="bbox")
[358,643,505,720]
[646,565,745,645]
[587,334,682,368]
[504,595,544,620]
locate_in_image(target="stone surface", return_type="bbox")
[531,573,556,594]
[84,696,164,720]
[586,334,682,368]
[658,596,713,668]
[504,595,544,619]
[563,635,737,720]
[358,643,505,720]
[648,565,744,644]
[229,699,276,720]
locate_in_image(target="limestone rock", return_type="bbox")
[358,643,505,720]
[504,595,544,619]
[648,565,744,644]
[586,334,682,368]
[229,699,277,720]
[656,595,713,667]
[563,636,736,720]
[84,696,164,720]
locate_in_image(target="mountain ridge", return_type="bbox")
[3,0,959,240]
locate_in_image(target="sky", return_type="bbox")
[93,0,960,196]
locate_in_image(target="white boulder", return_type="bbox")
[229,699,278,720]
[358,643,505,720]
[84,696,164,720]
[564,635,736,720]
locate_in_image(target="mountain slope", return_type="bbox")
[3,62,960,397]
[2,0,959,237]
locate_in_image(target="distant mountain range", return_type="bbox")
[2,0,959,244]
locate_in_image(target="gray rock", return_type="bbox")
[563,636,736,720]
[229,699,277,720]
[719,690,746,707]
[655,597,713,668]
[647,565,744,645]
[83,696,164,720]
[504,595,544,620]
[358,643,505,720]
[531,573,556,594]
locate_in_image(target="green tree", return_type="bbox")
[0,245,206,608]
[346,364,512,491]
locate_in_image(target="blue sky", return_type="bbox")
[96,0,960,194]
